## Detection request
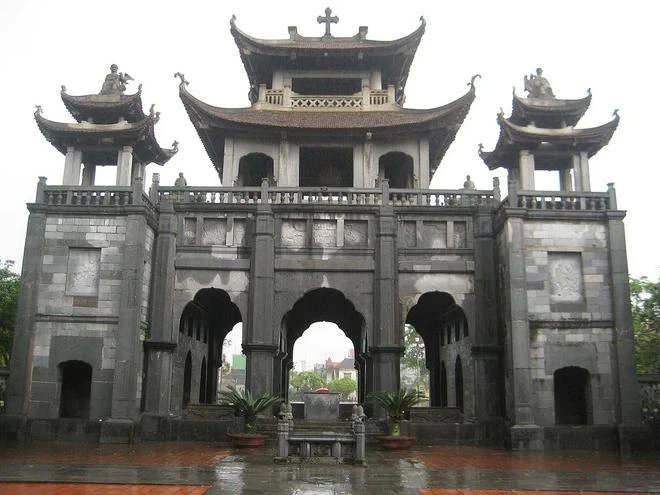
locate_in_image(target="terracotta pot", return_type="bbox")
[376,435,415,450]
[228,432,268,448]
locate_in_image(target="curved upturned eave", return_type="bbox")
[180,82,474,131]
[35,111,176,165]
[61,90,146,123]
[500,112,619,146]
[511,91,592,127]
[180,81,474,179]
[230,15,425,55]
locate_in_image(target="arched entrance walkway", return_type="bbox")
[279,288,368,403]
[554,366,591,425]
[406,291,468,408]
[177,288,242,408]
[378,152,414,188]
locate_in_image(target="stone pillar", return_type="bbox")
[278,132,288,186]
[244,179,277,398]
[62,147,83,185]
[81,164,96,186]
[223,136,235,186]
[574,151,590,192]
[371,180,402,397]
[472,211,501,423]
[418,138,430,189]
[111,213,149,419]
[606,211,642,426]
[502,213,543,449]
[131,162,146,185]
[143,199,178,414]
[518,150,535,190]
[363,132,373,188]
[115,146,133,186]
[560,169,573,192]
[6,178,48,415]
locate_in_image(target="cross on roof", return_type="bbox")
[317,7,339,37]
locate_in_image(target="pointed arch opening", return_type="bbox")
[279,288,367,405]
[177,288,242,408]
[406,291,468,407]
[378,151,414,188]
[400,323,429,404]
[59,360,92,419]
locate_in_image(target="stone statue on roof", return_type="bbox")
[524,68,555,99]
[99,64,134,95]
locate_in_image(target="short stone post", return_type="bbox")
[353,421,366,466]
[35,176,47,203]
[150,173,160,204]
[274,419,289,464]
[607,182,617,210]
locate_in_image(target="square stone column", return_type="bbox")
[115,146,133,186]
[62,147,83,185]
[572,152,591,192]
[518,150,535,190]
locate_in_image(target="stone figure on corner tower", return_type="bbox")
[524,68,554,99]
[99,64,134,95]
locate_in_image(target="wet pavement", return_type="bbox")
[0,441,658,494]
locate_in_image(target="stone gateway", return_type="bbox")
[3,11,645,451]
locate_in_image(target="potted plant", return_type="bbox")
[369,388,421,449]
[220,385,281,447]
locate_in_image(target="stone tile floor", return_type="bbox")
[0,442,658,494]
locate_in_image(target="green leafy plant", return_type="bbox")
[368,388,421,436]
[220,385,280,433]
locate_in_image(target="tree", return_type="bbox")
[0,261,20,368]
[630,276,660,374]
[289,371,325,400]
[401,324,429,381]
[328,377,357,400]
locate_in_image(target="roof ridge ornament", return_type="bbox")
[523,67,555,99]
[317,7,339,37]
[174,72,189,87]
[99,64,133,95]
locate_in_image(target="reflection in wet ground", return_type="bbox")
[0,442,658,494]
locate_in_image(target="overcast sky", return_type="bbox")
[1,0,657,362]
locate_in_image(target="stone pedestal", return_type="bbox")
[303,392,340,421]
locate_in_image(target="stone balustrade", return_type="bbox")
[509,190,612,211]
[262,87,394,109]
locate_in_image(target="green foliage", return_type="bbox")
[368,389,421,422]
[289,370,325,400]
[630,276,660,374]
[401,324,429,379]
[640,383,660,428]
[219,385,280,433]
[328,377,357,400]
[0,263,20,368]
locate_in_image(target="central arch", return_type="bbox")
[279,288,368,403]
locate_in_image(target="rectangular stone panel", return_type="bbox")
[233,219,246,246]
[183,218,197,245]
[454,221,467,248]
[402,221,416,248]
[344,221,367,247]
[65,248,101,296]
[422,221,447,249]
[201,218,227,246]
[313,221,337,247]
[281,220,306,248]
[548,252,584,307]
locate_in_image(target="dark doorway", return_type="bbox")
[299,147,353,187]
[183,351,192,409]
[554,366,591,424]
[238,153,274,186]
[455,356,464,412]
[378,152,414,188]
[59,360,92,419]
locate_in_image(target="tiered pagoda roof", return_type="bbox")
[480,77,618,171]
[180,15,476,180]
[180,79,475,180]
[230,15,426,104]
[36,67,177,166]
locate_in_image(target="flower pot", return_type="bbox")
[228,432,268,448]
[376,435,415,450]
